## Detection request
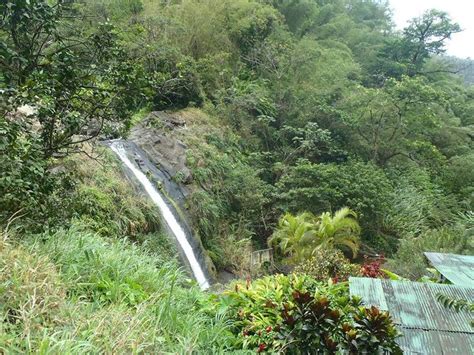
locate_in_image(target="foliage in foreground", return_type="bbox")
[214,274,400,354]
[437,293,474,327]
[0,223,236,353]
[0,150,237,353]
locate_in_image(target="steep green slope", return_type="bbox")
[1,0,473,352]
[0,151,237,353]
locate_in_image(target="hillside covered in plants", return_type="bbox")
[1,0,473,353]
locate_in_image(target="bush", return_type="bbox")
[216,274,401,353]
[269,208,361,263]
[386,219,474,279]
[278,292,400,354]
[383,167,460,240]
[65,149,161,238]
[444,153,474,209]
[0,116,69,230]
[149,58,204,110]
[360,255,386,278]
[294,249,361,282]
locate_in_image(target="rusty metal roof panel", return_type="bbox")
[349,278,474,354]
[424,252,474,287]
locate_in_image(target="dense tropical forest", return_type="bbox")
[1,0,473,352]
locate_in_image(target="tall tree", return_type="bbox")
[403,10,461,73]
[373,9,461,82]
[344,76,446,166]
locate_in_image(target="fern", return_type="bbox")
[437,293,474,327]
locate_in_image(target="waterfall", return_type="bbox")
[110,142,210,290]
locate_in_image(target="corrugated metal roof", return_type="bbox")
[424,252,474,287]
[349,277,474,354]
[397,328,474,354]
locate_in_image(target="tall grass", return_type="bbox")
[1,223,237,353]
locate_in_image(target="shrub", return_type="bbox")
[386,220,474,279]
[294,249,361,282]
[149,58,204,110]
[0,116,70,230]
[444,153,474,209]
[269,208,361,264]
[278,292,400,354]
[216,274,401,353]
[384,167,461,233]
[360,255,385,278]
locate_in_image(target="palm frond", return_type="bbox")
[335,237,360,258]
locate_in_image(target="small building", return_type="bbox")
[250,248,273,268]
[349,277,474,354]
[424,252,474,287]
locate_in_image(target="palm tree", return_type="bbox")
[268,212,316,263]
[313,207,361,258]
[269,208,361,264]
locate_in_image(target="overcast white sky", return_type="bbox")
[389,0,474,58]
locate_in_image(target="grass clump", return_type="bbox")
[32,223,180,306]
[0,234,66,351]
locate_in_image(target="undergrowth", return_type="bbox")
[0,148,239,353]
[65,148,161,239]
[1,224,237,353]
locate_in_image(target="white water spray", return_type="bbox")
[110,142,210,290]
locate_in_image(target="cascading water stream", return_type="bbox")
[110,142,210,290]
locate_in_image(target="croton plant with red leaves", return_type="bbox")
[360,255,386,278]
[218,274,401,354]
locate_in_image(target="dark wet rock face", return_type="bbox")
[129,111,193,186]
[105,139,217,283]
[124,111,218,280]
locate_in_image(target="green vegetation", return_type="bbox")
[0,226,236,353]
[270,208,361,263]
[437,293,474,327]
[0,152,234,353]
[1,0,473,352]
[294,248,361,282]
[217,274,401,353]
